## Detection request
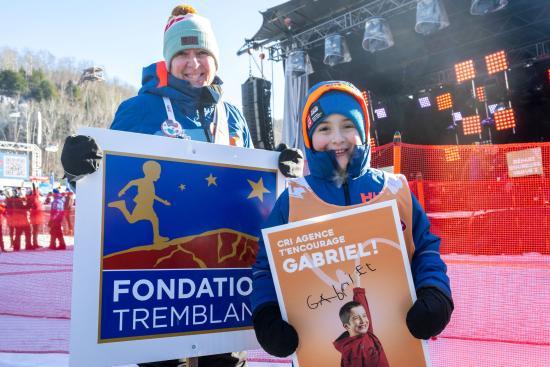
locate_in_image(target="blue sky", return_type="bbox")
[0,1,285,118]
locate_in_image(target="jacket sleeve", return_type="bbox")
[410,194,451,297]
[250,190,290,311]
[110,97,145,132]
[225,103,253,148]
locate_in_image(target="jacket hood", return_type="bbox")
[138,61,223,115]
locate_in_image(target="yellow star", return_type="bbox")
[178,184,186,191]
[247,177,270,202]
[206,173,217,187]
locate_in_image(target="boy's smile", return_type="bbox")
[345,305,370,336]
[311,113,362,170]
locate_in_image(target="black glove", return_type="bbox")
[276,143,304,179]
[61,135,103,182]
[253,302,299,358]
[406,287,454,339]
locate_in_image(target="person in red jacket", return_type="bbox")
[0,192,5,252]
[12,190,32,251]
[333,287,389,367]
[28,185,45,249]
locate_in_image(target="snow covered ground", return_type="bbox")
[1,241,549,366]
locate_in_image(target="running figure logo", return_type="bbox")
[108,160,171,244]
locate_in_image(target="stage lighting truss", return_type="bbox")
[476,86,486,102]
[494,108,516,130]
[455,60,476,83]
[444,146,461,162]
[485,50,508,74]
[436,93,453,111]
[462,115,481,135]
[374,107,388,119]
[452,112,463,121]
[418,96,431,108]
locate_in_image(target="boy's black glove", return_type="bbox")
[406,287,454,339]
[61,135,103,182]
[276,143,304,178]
[253,302,299,357]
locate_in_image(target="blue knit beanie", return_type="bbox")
[306,90,366,147]
[163,5,220,71]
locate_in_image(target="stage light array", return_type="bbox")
[488,103,498,114]
[494,108,516,131]
[436,93,453,111]
[452,112,463,121]
[444,146,460,162]
[455,60,476,83]
[462,115,481,135]
[485,50,508,74]
[362,91,369,106]
[370,137,376,148]
[476,86,485,102]
[547,69,550,83]
[374,107,387,119]
[418,96,431,108]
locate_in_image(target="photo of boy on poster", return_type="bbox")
[334,272,389,367]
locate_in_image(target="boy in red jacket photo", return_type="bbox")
[334,286,389,367]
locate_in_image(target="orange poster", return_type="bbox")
[262,200,430,367]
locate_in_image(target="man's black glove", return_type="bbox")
[406,287,454,339]
[276,143,304,178]
[61,135,103,182]
[253,302,299,358]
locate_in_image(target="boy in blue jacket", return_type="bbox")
[250,81,453,357]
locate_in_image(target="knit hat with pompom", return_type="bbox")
[163,5,220,70]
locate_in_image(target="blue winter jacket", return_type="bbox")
[110,61,252,148]
[250,142,451,312]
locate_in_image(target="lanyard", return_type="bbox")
[162,96,229,145]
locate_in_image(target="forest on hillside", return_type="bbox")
[0,47,136,178]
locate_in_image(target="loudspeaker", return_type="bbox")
[241,77,275,150]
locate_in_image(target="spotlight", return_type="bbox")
[286,50,313,76]
[362,17,394,52]
[455,60,476,83]
[324,34,352,66]
[462,115,481,135]
[470,0,509,15]
[415,0,450,35]
[476,86,486,102]
[494,108,516,130]
[452,112,463,121]
[436,93,453,110]
[485,50,508,74]
[444,146,461,162]
[418,96,431,108]
[374,107,388,119]
[361,91,369,106]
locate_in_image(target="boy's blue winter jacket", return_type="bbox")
[251,143,451,312]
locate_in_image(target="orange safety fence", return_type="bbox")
[371,141,550,255]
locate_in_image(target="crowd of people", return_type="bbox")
[0,186,74,252]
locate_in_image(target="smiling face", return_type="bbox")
[344,305,370,337]
[311,113,362,170]
[169,48,216,87]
